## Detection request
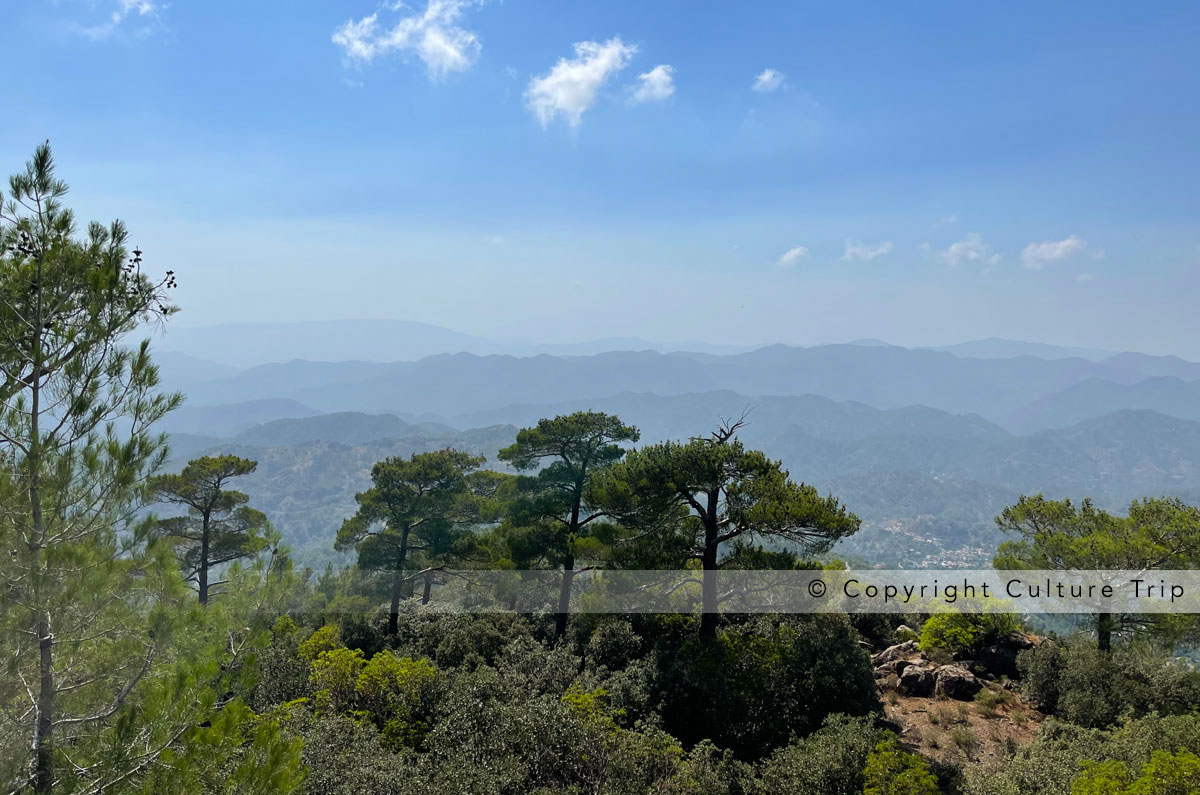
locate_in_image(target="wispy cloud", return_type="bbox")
[1020,234,1088,270]
[935,214,958,227]
[843,240,893,261]
[628,64,675,106]
[752,68,785,93]
[1076,272,1095,282]
[776,245,808,267]
[80,0,161,39]
[938,232,1000,266]
[332,0,483,81]
[525,38,637,128]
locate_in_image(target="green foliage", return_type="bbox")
[1072,749,1200,795]
[138,700,305,795]
[298,624,344,662]
[595,430,860,567]
[862,732,940,795]
[919,609,1021,657]
[1018,639,1200,728]
[965,714,1200,795]
[355,653,438,748]
[310,648,366,714]
[751,713,880,795]
[651,614,880,759]
[0,142,274,792]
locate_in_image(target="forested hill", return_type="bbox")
[166,395,1200,563]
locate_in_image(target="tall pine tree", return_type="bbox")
[148,455,268,605]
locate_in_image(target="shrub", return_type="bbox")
[862,732,939,795]
[975,687,1013,718]
[949,727,979,757]
[1018,640,1200,728]
[298,625,343,662]
[919,610,1021,658]
[309,647,365,714]
[654,615,880,759]
[753,714,881,795]
[1072,749,1200,795]
[356,653,438,748]
[963,714,1200,795]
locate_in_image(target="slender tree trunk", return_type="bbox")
[699,490,721,641]
[699,543,719,640]
[1096,613,1114,652]
[555,477,586,640]
[388,525,411,635]
[30,257,55,793]
[198,510,211,605]
[556,556,575,639]
[388,568,404,635]
[34,611,53,793]
[421,571,433,605]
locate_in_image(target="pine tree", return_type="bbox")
[497,411,639,639]
[0,142,179,790]
[592,418,859,639]
[0,143,302,793]
[336,448,489,634]
[149,455,268,605]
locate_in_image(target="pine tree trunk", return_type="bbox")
[699,491,721,640]
[198,510,211,605]
[421,571,433,605]
[699,543,719,640]
[1096,613,1115,652]
[30,307,55,794]
[34,611,54,793]
[388,568,404,635]
[388,526,411,635]
[555,557,575,639]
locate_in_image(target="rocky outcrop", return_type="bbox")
[935,665,981,700]
[872,641,917,667]
[899,664,936,697]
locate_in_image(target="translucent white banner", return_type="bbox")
[320,569,1200,614]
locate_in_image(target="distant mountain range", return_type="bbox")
[926,337,1115,361]
[162,343,1200,429]
[155,319,757,367]
[155,319,1139,368]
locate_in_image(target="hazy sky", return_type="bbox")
[4,1,1199,355]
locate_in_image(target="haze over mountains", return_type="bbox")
[151,320,1200,566]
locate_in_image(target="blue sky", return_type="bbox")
[4,1,1200,355]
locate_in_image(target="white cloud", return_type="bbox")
[629,64,675,106]
[1020,234,1088,270]
[842,240,893,261]
[332,0,483,81]
[752,68,785,93]
[935,214,958,227]
[776,245,808,267]
[525,38,637,128]
[80,0,160,39]
[939,232,1000,266]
